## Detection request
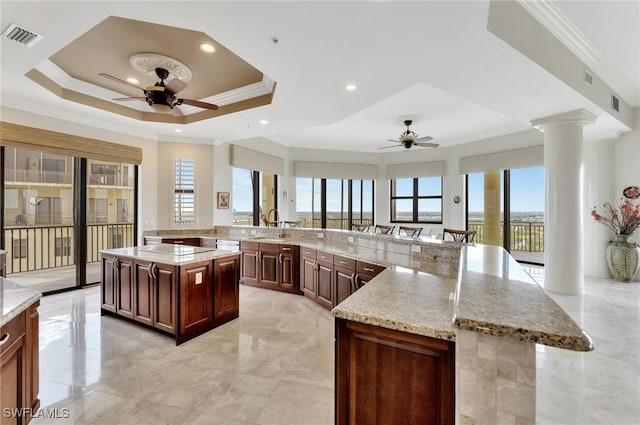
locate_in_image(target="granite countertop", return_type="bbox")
[100,245,240,266]
[1,277,42,327]
[140,230,593,351]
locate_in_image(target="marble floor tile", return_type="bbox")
[29,275,640,425]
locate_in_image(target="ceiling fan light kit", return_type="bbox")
[379,119,439,150]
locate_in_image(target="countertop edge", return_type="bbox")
[1,291,41,327]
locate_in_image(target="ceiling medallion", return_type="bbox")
[129,53,192,82]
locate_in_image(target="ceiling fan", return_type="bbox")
[99,67,218,116]
[379,120,439,150]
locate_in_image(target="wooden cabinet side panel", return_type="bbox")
[26,302,40,414]
[101,256,117,312]
[179,262,213,335]
[154,264,177,334]
[214,255,240,320]
[336,320,455,425]
[240,249,259,285]
[116,259,134,319]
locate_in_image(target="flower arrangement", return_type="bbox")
[591,198,640,236]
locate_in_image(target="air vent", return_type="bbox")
[2,23,43,47]
[611,94,620,113]
[583,68,593,86]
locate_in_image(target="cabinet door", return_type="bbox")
[301,257,317,299]
[116,258,134,319]
[316,261,334,310]
[214,255,240,320]
[0,250,6,277]
[260,251,279,286]
[179,261,213,336]
[279,251,297,291]
[240,249,259,285]
[336,320,455,425]
[133,261,154,326]
[334,265,356,306]
[101,256,117,313]
[154,263,177,334]
[25,302,40,414]
[1,335,26,425]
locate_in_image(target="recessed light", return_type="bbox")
[174,129,182,133]
[259,120,269,125]
[200,43,215,53]
[345,84,357,91]
[126,77,139,85]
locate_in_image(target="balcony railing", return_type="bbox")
[88,174,134,187]
[468,221,544,252]
[4,169,72,185]
[4,223,134,274]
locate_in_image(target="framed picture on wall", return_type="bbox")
[217,192,230,209]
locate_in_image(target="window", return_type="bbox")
[232,168,278,226]
[174,157,195,224]
[55,236,71,257]
[87,198,108,223]
[390,177,442,223]
[13,239,27,259]
[296,178,374,229]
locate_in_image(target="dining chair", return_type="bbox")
[352,223,370,232]
[442,228,476,243]
[283,221,300,228]
[374,224,395,235]
[398,226,422,238]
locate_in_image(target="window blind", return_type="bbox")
[174,157,195,224]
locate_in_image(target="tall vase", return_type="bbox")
[606,234,640,282]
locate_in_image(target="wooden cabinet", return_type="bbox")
[143,237,202,246]
[354,261,385,290]
[214,255,240,321]
[334,255,357,306]
[132,260,177,333]
[240,242,300,294]
[0,250,6,277]
[1,301,40,425]
[178,261,214,344]
[301,249,334,309]
[336,319,454,425]
[115,257,134,319]
[101,255,117,313]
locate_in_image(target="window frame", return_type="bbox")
[390,177,443,224]
[173,155,197,226]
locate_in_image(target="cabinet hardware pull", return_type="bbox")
[364,266,374,272]
[340,260,348,265]
[282,247,292,251]
[0,333,9,345]
[148,264,153,279]
[151,263,157,279]
[354,275,361,290]
[350,273,357,291]
[174,240,183,244]
[279,253,283,264]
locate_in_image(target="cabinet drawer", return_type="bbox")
[259,243,280,253]
[317,251,334,264]
[240,241,260,251]
[301,248,316,258]
[334,255,355,270]
[356,261,385,277]
[0,311,26,354]
[166,237,201,246]
[280,245,296,253]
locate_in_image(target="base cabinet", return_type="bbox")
[0,301,40,425]
[240,242,300,294]
[0,250,6,277]
[101,253,239,345]
[335,319,454,425]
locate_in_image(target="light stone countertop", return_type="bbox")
[140,229,594,351]
[100,245,240,266]
[1,277,42,327]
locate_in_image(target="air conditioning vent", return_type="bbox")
[583,68,593,86]
[611,94,620,113]
[2,23,43,47]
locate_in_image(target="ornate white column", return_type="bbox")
[530,109,596,295]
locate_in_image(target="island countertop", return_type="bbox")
[142,228,594,351]
[1,277,42,327]
[100,244,240,266]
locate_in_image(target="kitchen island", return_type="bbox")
[1,277,41,424]
[100,244,240,345]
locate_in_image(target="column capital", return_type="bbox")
[530,109,597,129]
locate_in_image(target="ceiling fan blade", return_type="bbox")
[414,142,439,148]
[112,97,147,101]
[179,99,219,110]
[378,145,401,150]
[99,73,145,92]
[171,107,184,117]
[165,78,187,95]
[386,139,401,143]
[414,136,434,143]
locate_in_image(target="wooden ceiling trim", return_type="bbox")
[0,122,143,164]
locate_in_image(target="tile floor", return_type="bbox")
[31,275,639,425]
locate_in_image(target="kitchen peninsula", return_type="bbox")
[100,244,240,345]
[143,226,593,424]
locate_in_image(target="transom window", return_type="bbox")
[390,177,442,223]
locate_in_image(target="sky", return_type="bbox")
[232,166,545,214]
